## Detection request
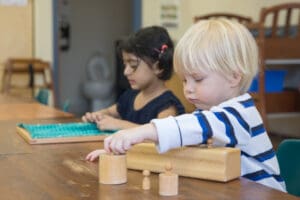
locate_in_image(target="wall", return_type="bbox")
[142,0,297,41]
[57,0,133,116]
[0,0,33,90]
[34,0,53,62]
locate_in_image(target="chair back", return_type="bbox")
[277,139,300,197]
[255,3,300,129]
[194,12,252,25]
[258,3,300,59]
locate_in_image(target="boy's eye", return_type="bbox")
[195,78,203,82]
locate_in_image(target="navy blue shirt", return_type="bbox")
[117,89,185,124]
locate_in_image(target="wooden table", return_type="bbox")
[0,103,73,120]
[0,93,34,104]
[0,99,296,199]
[0,93,73,120]
[0,117,298,200]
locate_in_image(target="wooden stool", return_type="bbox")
[99,153,127,184]
[1,58,53,99]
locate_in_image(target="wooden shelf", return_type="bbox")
[266,91,300,113]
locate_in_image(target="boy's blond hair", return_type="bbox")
[174,18,259,93]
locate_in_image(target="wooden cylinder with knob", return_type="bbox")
[207,138,213,148]
[142,170,151,190]
[99,154,127,184]
[159,163,178,196]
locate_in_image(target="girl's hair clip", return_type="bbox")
[154,44,168,58]
[161,44,168,53]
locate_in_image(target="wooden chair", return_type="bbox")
[194,12,252,25]
[1,58,54,100]
[277,139,300,197]
[256,3,300,130]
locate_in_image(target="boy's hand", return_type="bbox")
[85,149,106,162]
[104,124,158,154]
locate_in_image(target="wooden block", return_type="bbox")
[99,154,127,184]
[159,163,178,196]
[127,143,241,182]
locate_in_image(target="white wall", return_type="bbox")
[34,0,53,63]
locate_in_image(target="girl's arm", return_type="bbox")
[97,106,178,131]
[157,105,178,118]
[96,115,140,130]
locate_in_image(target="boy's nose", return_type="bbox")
[184,81,195,94]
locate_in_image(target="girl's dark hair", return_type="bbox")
[118,26,174,80]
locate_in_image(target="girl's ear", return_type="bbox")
[153,62,164,76]
[229,71,242,88]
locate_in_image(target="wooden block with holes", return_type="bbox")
[127,143,241,182]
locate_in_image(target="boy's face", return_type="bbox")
[181,70,240,110]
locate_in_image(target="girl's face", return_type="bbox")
[181,70,240,110]
[122,52,159,90]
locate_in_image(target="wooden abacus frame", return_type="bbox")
[16,126,108,144]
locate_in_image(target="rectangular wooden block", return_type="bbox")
[127,143,241,182]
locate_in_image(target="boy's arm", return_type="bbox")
[152,114,203,153]
[104,123,158,154]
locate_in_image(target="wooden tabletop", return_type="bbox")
[0,103,73,120]
[0,118,298,200]
[0,93,34,104]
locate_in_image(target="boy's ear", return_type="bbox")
[229,72,242,88]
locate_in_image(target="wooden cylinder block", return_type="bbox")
[159,172,178,196]
[99,154,127,184]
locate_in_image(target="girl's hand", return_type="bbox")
[82,112,103,123]
[85,149,106,162]
[96,115,121,131]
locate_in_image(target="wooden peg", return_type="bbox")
[142,170,151,190]
[159,163,178,196]
[99,153,127,184]
[207,138,213,148]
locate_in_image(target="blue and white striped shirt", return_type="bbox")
[152,93,286,192]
